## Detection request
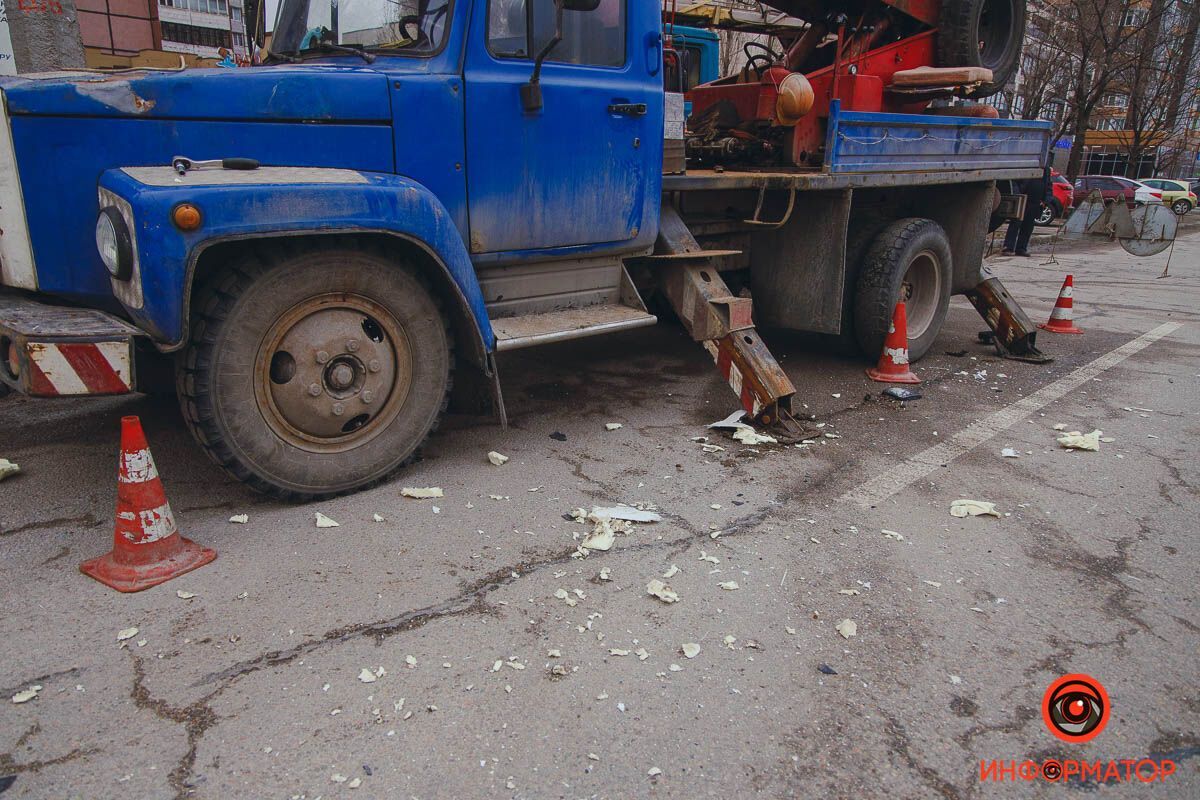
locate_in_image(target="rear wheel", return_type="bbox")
[177,242,453,500]
[1172,199,1192,215]
[854,219,953,363]
[939,0,1027,99]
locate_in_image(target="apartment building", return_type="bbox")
[78,0,250,62]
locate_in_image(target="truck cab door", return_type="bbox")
[463,0,662,255]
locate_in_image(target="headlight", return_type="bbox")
[96,207,133,281]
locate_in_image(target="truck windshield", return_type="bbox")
[271,0,451,56]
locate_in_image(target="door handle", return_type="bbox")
[609,103,647,116]
[647,31,662,77]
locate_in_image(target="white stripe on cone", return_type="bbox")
[120,448,160,484]
[884,346,910,365]
[120,503,177,544]
[1059,286,1073,299]
[1050,306,1074,320]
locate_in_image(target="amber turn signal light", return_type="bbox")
[172,203,203,231]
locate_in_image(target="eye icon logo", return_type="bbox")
[1043,674,1109,743]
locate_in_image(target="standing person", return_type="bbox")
[1002,166,1051,257]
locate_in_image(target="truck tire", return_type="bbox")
[177,242,453,501]
[854,219,952,363]
[939,0,1026,99]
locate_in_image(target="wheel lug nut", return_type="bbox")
[316,350,330,364]
[368,359,381,373]
[362,390,374,404]
[346,339,360,353]
[308,383,322,397]
[332,402,345,416]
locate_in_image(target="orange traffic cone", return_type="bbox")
[867,302,921,384]
[80,416,216,592]
[1038,275,1083,334]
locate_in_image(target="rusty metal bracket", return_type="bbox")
[660,261,755,341]
[965,276,1053,364]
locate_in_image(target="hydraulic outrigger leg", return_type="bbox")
[965,273,1053,363]
[649,207,798,426]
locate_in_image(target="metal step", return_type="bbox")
[492,304,657,351]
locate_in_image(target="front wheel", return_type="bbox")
[1172,199,1192,216]
[177,242,453,500]
[854,219,953,363]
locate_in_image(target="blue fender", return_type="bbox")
[98,167,494,356]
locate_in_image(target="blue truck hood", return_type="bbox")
[0,65,392,122]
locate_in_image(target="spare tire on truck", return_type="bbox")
[938,0,1027,99]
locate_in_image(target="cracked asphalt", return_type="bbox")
[2,223,1198,799]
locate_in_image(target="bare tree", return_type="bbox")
[1117,2,1200,177]
[1153,0,1200,176]
[1050,0,1164,178]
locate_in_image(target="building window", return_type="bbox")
[1121,9,1147,27]
[232,32,245,47]
[1102,93,1128,109]
[161,21,233,49]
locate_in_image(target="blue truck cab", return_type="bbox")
[0,0,1051,499]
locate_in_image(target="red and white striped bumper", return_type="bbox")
[1,294,140,397]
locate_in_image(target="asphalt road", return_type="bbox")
[2,223,1197,799]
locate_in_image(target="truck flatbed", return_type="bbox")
[669,104,1052,192]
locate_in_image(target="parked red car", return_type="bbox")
[1035,169,1074,226]
[1071,175,1163,209]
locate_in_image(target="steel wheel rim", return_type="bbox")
[900,250,941,341]
[253,293,413,453]
[1035,205,1054,225]
[1173,200,1189,215]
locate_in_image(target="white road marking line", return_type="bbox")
[840,322,1182,507]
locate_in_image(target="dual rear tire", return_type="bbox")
[853,219,953,363]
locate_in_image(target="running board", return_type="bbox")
[493,304,657,351]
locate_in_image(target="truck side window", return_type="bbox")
[488,0,626,67]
